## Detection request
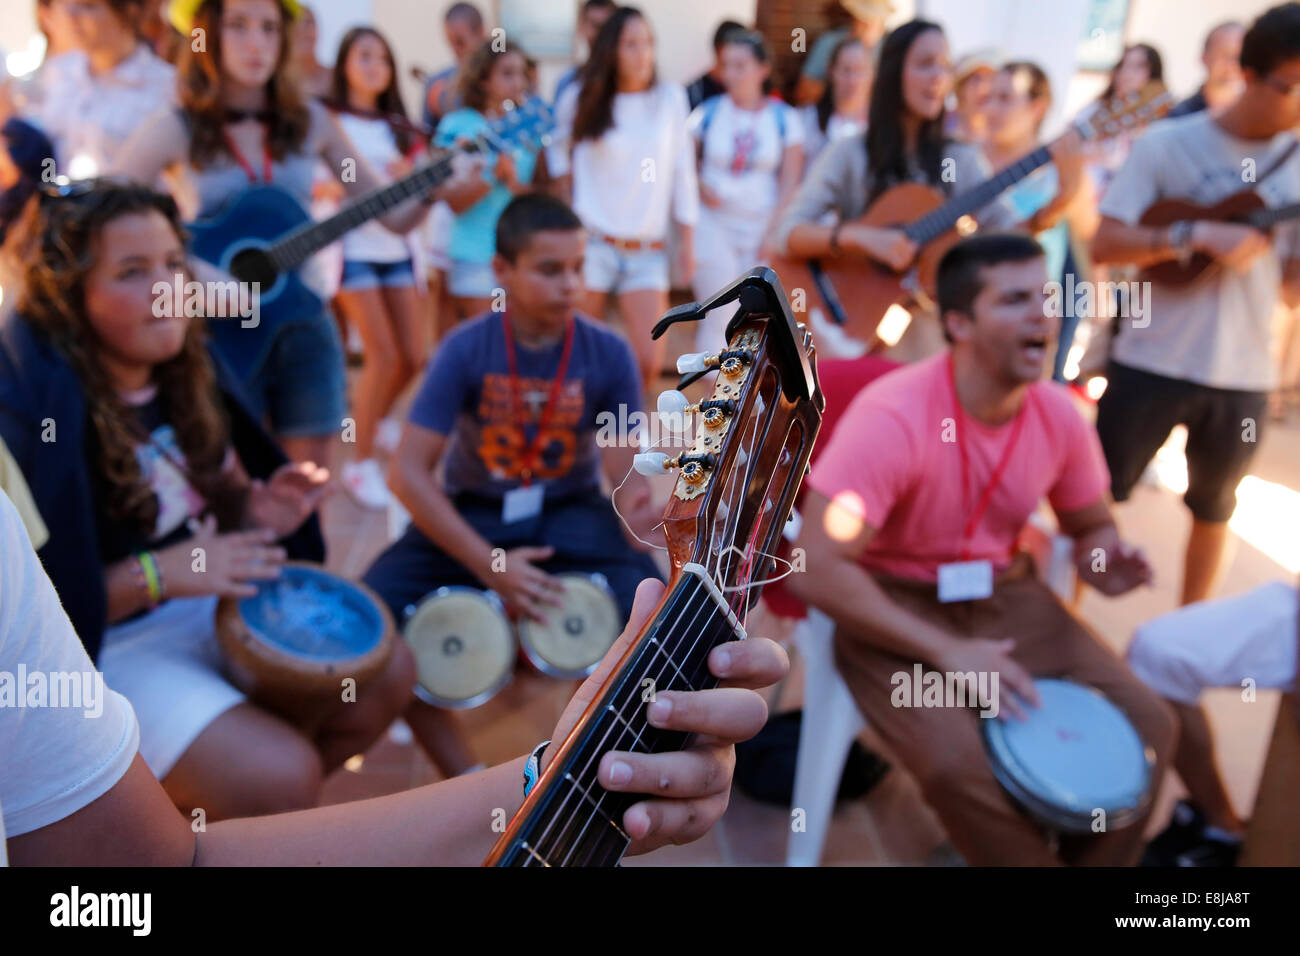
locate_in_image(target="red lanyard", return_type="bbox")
[501,314,575,486]
[948,354,1027,562]
[222,126,274,184]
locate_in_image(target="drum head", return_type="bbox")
[982,678,1153,833]
[239,564,386,659]
[404,589,515,708]
[518,574,620,679]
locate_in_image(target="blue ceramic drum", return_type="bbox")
[981,678,1154,834]
[216,562,394,718]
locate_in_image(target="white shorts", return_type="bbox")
[583,235,669,295]
[97,596,245,778]
[1126,581,1298,704]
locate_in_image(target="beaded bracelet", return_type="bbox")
[523,739,550,797]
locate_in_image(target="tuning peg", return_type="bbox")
[634,452,673,476]
[677,351,716,374]
[656,389,691,431]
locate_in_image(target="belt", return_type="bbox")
[595,232,666,252]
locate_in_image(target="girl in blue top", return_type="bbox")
[435,40,540,319]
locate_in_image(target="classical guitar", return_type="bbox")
[769,82,1172,347]
[185,98,551,379]
[1139,189,1300,286]
[483,267,825,867]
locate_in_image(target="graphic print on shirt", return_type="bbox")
[134,425,205,541]
[475,375,586,481]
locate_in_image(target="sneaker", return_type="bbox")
[1175,829,1243,868]
[376,418,403,454]
[1140,800,1206,866]
[342,458,391,511]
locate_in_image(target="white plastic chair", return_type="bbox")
[785,525,1076,867]
[786,606,872,866]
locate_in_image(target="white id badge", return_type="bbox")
[502,484,544,524]
[937,560,994,603]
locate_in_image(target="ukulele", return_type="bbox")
[1139,189,1300,286]
[769,82,1172,348]
[483,267,825,867]
[185,98,551,380]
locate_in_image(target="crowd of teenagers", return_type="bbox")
[0,0,1297,868]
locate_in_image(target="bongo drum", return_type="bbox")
[517,573,621,679]
[981,678,1154,834]
[403,587,515,708]
[216,562,395,721]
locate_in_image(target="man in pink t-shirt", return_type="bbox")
[791,234,1177,866]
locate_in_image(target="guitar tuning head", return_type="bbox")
[633,451,673,476]
[676,351,716,375]
[656,389,691,425]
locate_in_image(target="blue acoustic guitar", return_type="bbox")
[186,98,552,380]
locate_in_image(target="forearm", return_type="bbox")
[104,557,157,624]
[793,552,957,667]
[784,221,838,259]
[392,464,496,580]
[1091,218,1182,268]
[377,195,435,235]
[196,756,528,865]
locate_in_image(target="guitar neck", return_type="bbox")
[489,565,745,867]
[904,145,1053,244]
[1247,201,1300,229]
[267,149,458,272]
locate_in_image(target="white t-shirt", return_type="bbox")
[1100,111,1300,391]
[689,95,803,220]
[335,112,419,263]
[799,104,866,168]
[31,44,175,179]
[549,82,699,240]
[0,490,139,864]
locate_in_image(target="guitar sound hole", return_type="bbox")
[228,247,278,287]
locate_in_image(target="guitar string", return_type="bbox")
[524,575,719,864]
[522,578,709,862]
[537,398,768,863]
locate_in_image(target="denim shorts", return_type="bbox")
[340,258,416,291]
[583,236,669,294]
[447,258,497,299]
[244,315,348,438]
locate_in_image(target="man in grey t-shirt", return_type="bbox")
[1092,2,1300,608]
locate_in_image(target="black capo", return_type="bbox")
[650,267,817,402]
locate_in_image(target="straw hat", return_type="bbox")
[840,0,895,21]
[167,0,302,35]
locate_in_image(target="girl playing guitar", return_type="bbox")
[113,0,474,467]
[774,19,1014,361]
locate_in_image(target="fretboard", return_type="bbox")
[1245,201,1300,229]
[492,564,745,867]
[904,145,1053,244]
[267,148,459,273]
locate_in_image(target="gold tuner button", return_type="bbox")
[719,356,744,377]
[702,406,726,428]
[680,460,707,484]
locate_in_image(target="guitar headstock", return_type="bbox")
[645,268,825,615]
[1075,80,1174,141]
[482,96,554,154]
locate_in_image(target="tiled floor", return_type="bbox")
[316,348,1299,866]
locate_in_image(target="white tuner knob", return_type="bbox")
[633,452,672,476]
[676,351,712,374]
[656,389,691,431]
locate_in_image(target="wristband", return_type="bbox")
[523,739,551,797]
[135,551,165,607]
